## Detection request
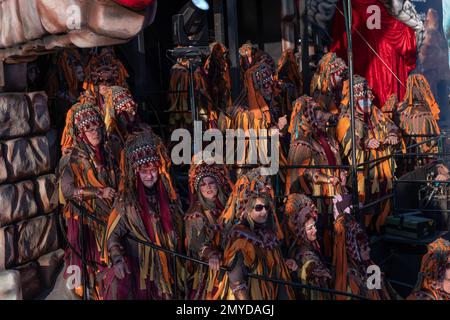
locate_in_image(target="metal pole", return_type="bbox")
[213,0,226,43]
[0,61,4,87]
[188,62,197,122]
[281,0,296,51]
[342,0,359,212]
[299,0,310,95]
[79,208,89,300]
[226,0,240,100]
[173,255,178,298]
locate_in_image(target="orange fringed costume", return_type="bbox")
[82,47,129,109]
[225,44,288,177]
[102,131,184,300]
[333,198,395,300]
[218,168,283,240]
[60,48,130,153]
[276,49,303,116]
[284,194,333,300]
[336,76,401,232]
[408,238,450,300]
[168,56,212,128]
[204,42,232,130]
[311,53,348,114]
[397,74,441,156]
[57,103,118,299]
[220,168,295,300]
[184,161,233,300]
[286,96,343,198]
[286,96,344,257]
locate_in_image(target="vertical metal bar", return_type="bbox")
[299,0,310,95]
[342,0,359,211]
[0,61,4,88]
[173,255,178,298]
[227,0,240,99]
[256,0,264,51]
[213,0,226,43]
[281,0,296,51]
[80,208,89,300]
[137,30,146,54]
[188,62,197,121]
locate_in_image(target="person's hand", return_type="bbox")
[114,261,131,280]
[97,187,116,201]
[436,174,449,182]
[340,171,348,186]
[384,135,399,145]
[208,256,220,271]
[367,138,380,149]
[277,115,288,131]
[285,259,298,272]
[329,176,341,186]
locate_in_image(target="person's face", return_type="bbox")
[331,72,342,89]
[254,66,274,99]
[359,238,371,262]
[118,109,137,128]
[199,176,218,201]
[74,65,85,83]
[249,198,269,224]
[125,108,137,124]
[357,97,372,112]
[305,217,317,242]
[84,125,102,147]
[314,109,333,130]
[443,257,450,293]
[437,164,449,176]
[445,257,450,280]
[139,166,159,189]
[99,84,109,96]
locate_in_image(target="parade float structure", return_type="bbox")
[0,0,157,299]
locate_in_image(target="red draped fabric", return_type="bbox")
[330,0,417,107]
[113,0,155,10]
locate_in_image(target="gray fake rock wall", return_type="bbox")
[0,91,62,299]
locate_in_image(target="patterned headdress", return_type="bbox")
[122,131,178,201]
[416,238,450,291]
[353,75,373,100]
[110,86,137,115]
[125,131,161,172]
[277,49,302,88]
[399,74,440,120]
[60,102,103,152]
[288,95,322,141]
[188,160,233,195]
[219,168,283,239]
[311,52,348,95]
[83,47,129,95]
[73,102,103,134]
[284,193,318,243]
[340,75,374,115]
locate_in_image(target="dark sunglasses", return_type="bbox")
[254,204,269,212]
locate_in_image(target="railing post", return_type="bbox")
[80,207,89,300]
[342,0,359,217]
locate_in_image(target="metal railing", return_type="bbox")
[66,199,368,300]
